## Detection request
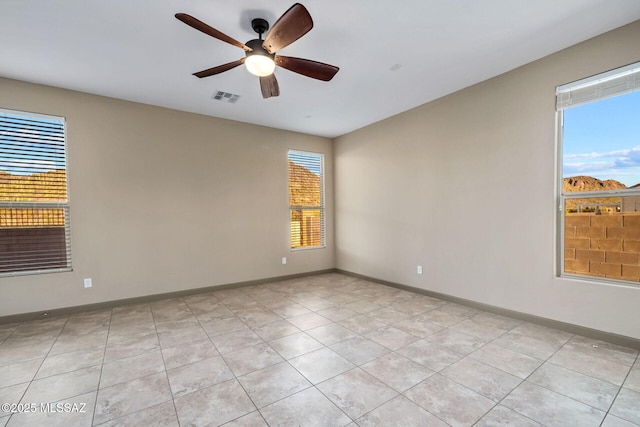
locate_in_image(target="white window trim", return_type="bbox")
[0,108,72,277]
[556,61,640,285]
[288,149,326,251]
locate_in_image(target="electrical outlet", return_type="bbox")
[84,278,92,288]
[417,265,423,275]
[282,257,287,265]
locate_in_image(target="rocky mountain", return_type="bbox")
[562,176,633,213]
[563,175,627,193]
[0,170,67,202]
[288,161,320,206]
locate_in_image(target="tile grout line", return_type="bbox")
[488,332,574,425]
[150,299,181,427]
[228,282,338,425]
[493,332,636,427]
[534,338,635,417]
[403,315,569,427]
[91,308,114,426]
[188,289,300,426]
[11,316,71,426]
[599,351,640,426]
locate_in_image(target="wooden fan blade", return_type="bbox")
[193,59,245,78]
[260,74,280,98]
[262,3,313,54]
[275,56,339,81]
[175,13,251,51]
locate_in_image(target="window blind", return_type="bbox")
[288,150,325,249]
[0,109,72,275]
[556,61,640,110]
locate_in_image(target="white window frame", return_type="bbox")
[0,108,72,276]
[556,62,640,283]
[288,149,326,251]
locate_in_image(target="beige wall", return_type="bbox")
[3,21,640,341]
[0,78,334,316]
[335,21,640,339]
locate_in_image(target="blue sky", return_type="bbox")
[289,151,322,176]
[563,90,640,186]
[0,112,65,175]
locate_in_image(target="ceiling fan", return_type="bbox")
[175,3,339,99]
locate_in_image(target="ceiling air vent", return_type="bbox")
[212,91,240,103]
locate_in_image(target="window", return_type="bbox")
[0,109,71,275]
[557,62,640,283]
[288,150,325,249]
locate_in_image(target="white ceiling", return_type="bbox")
[2,1,640,138]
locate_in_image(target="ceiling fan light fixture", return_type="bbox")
[245,54,276,77]
[245,39,276,77]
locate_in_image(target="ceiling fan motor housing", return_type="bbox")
[245,39,275,61]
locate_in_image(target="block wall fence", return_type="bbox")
[565,213,640,281]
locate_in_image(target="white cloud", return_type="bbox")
[564,146,640,160]
[0,159,58,174]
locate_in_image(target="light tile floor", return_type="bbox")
[0,273,639,426]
